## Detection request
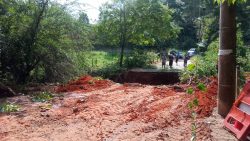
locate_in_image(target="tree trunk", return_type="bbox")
[119,33,125,67]
[119,1,126,67]
[218,2,236,117]
[0,82,16,98]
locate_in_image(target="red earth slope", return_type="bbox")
[0,76,227,141]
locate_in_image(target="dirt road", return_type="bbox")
[0,76,236,141]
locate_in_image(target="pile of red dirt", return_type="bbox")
[56,75,113,93]
[1,75,236,140]
[152,87,176,98]
[194,77,218,117]
[150,77,218,118]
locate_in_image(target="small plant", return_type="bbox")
[39,104,52,111]
[186,86,199,141]
[189,98,199,141]
[197,83,206,91]
[186,87,194,95]
[32,92,54,102]
[0,103,20,113]
[124,49,158,69]
[188,98,199,109]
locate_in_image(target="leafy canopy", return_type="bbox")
[0,0,92,83]
[96,0,180,47]
[214,0,247,4]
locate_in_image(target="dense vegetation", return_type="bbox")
[0,0,93,83]
[0,0,250,85]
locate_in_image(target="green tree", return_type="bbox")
[166,0,221,50]
[0,0,49,83]
[79,12,89,24]
[97,0,180,67]
[0,0,92,83]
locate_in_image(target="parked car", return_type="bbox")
[187,48,197,57]
[170,50,183,59]
[170,50,177,56]
[178,52,184,59]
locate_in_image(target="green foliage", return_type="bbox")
[82,50,123,79]
[97,0,180,66]
[193,98,199,107]
[237,1,250,44]
[91,63,126,79]
[0,1,92,84]
[214,0,247,4]
[32,92,54,102]
[197,83,207,91]
[186,87,194,95]
[188,98,199,109]
[166,0,218,50]
[186,84,199,141]
[235,30,250,85]
[0,103,20,113]
[124,49,158,69]
[1,0,249,85]
[97,0,180,46]
[79,12,89,24]
[236,31,250,71]
[85,51,119,70]
[180,39,218,83]
[188,102,194,109]
[181,29,249,86]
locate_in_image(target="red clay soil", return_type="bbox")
[194,77,218,118]
[56,75,113,93]
[0,76,222,141]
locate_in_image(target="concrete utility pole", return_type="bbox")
[218,2,236,117]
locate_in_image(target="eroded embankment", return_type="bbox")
[0,76,221,141]
[113,69,180,85]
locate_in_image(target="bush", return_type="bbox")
[181,30,250,85]
[236,31,250,72]
[91,63,126,79]
[124,49,158,69]
[0,2,92,84]
[180,40,218,83]
[0,103,20,113]
[186,87,194,94]
[197,83,206,91]
[31,92,54,102]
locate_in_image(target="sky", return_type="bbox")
[56,0,111,23]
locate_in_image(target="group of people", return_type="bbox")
[161,52,189,69]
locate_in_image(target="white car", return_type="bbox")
[187,48,197,57]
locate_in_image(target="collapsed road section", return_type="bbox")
[113,69,180,85]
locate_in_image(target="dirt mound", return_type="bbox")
[56,75,113,93]
[194,77,218,117]
[0,76,228,141]
[152,87,176,98]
